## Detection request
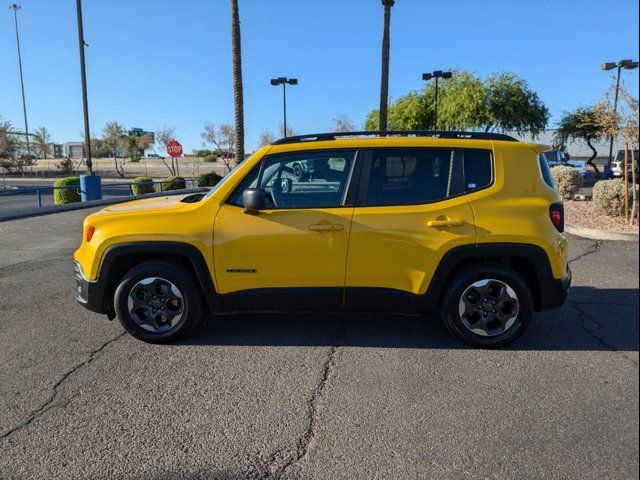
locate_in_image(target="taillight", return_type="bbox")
[549,203,564,232]
[85,225,95,242]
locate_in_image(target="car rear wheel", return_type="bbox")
[114,260,203,343]
[440,263,533,348]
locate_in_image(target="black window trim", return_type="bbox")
[225,148,364,210]
[355,146,495,208]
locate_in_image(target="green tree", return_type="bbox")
[33,126,52,159]
[365,89,435,131]
[125,134,153,163]
[364,70,549,137]
[554,107,604,178]
[437,72,490,131]
[102,122,127,177]
[484,73,548,136]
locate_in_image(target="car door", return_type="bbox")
[345,147,484,310]
[213,149,360,311]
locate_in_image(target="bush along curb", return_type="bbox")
[565,222,639,242]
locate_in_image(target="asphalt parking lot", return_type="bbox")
[0,209,638,480]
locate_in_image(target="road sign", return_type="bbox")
[166,140,183,158]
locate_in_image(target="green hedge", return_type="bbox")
[162,176,186,191]
[593,179,636,217]
[131,177,155,195]
[551,165,583,200]
[197,172,223,187]
[202,153,218,163]
[53,176,81,205]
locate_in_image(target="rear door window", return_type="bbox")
[364,149,463,206]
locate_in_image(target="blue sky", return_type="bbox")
[1,0,638,153]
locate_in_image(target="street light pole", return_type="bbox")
[271,77,298,137]
[422,70,452,130]
[282,82,287,137]
[75,0,93,174]
[601,60,639,165]
[9,3,30,160]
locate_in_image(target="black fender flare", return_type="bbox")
[97,241,223,315]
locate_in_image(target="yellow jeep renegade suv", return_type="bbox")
[74,131,570,348]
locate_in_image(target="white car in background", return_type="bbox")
[543,150,588,177]
[611,149,639,179]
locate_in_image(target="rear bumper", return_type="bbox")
[74,262,108,315]
[540,267,571,310]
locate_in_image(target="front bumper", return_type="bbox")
[74,262,108,315]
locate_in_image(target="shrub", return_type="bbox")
[162,176,186,191]
[197,171,223,187]
[53,176,81,205]
[131,176,155,195]
[202,153,218,163]
[551,165,583,200]
[592,179,636,217]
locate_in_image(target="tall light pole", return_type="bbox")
[76,0,93,174]
[9,3,30,159]
[422,70,452,130]
[601,59,639,165]
[270,77,298,137]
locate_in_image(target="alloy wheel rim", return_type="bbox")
[458,279,519,337]
[127,277,184,333]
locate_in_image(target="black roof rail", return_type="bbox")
[271,130,518,145]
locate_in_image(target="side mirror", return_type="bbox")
[243,188,266,214]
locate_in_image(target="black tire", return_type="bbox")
[440,263,533,348]
[114,260,203,343]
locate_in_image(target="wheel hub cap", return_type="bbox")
[458,279,519,337]
[127,277,185,333]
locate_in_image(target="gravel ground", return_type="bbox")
[565,200,639,232]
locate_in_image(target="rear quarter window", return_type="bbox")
[538,153,556,190]
[463,149,493,192]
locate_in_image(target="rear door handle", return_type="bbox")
[309,223,344,231]
[427,219,464,228]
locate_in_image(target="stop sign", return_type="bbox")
[166,140,183,158]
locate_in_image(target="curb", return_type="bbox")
[565,222,639,242]
[0,187,209,223]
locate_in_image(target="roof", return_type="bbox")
[271,130,518,145]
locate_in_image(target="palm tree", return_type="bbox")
[33,126,51,159]
[231,0,244,165]
[378,0,395,132]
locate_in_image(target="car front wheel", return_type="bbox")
[440,264,534,348]
[114,260,203,343]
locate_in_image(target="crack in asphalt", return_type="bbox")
[568,239,602,266]
[565,239,638,367]
[568,300,638,367]
[0,332,126,440]
[256,345,340,480]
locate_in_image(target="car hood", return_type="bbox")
[93,194,192,217]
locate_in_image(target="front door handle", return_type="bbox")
[427,219,464,228]
[309,223,344,232]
